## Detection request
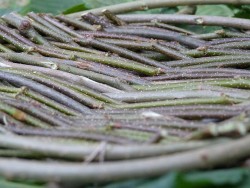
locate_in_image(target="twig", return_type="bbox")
[0,70,91,114]
[102,9,127,26]
[0,135,249,182]
[67,0,250,17]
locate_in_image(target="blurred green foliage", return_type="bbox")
[104,168,250,188]
[0,0,249,18]
[2,168,250,188]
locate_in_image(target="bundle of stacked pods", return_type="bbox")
[0,2,250,186]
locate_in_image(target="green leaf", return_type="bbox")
[176,168,250,188]
[83,0,132,9]
[239,178,250,188]
[0,178,44,188]
[179,5,236,33]
[137,172,178,188]
[18,0,135,15]
[0,8,14,16]
[196,5,235,17]
[0,0,25,16]
[178,25,222,34]
[103,173,178,188]
[232,5,250,19]
[134,7,178,14]
[103,168,250,188]
[104,179,147,188]
[185,168,247,185]
[19,0,85,15]
[61,0,176,15]
[62,4,88,14]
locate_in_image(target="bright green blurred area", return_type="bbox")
[0,0,250,19]
[0,0,132,15]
